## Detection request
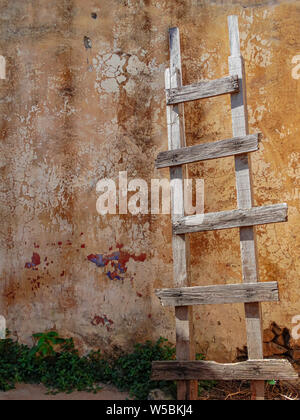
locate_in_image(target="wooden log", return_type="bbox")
[271,322,282,336]
[263,329,276,343]
[173,203,288,235]
[166,75,239,105]
[167,27,197,401]
[274,335,286,347]
[291,349,300,361]
[263,342,288,357]
[155,133,260,169]
[155,282,279,307]
[151,359,298,381]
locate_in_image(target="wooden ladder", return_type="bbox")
[151,16,298,401]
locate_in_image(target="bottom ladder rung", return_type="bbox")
[151,360,298,381]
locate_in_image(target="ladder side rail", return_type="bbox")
[167,27,197,401]
[228,15,265,401]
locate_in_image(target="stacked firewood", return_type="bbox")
[237,322,300,365]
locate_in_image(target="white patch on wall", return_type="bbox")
[126,55,149,76]
[93,52,127,94]
[243,34,272,68]
[123,78,135,95]
[101,78,119,93]
[263,10,270,20]
[249,104,268,124]
[287,152,300,180]
[275,125,293,141]
[259,87,266,95]
[0,56,5,79]
[93,50,163,100]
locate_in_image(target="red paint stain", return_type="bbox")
[118,251,146,272]
[136,292,143,297]
[109,271,121,280]
[91,315,114,332]
[25,253,41,269]
[87,248,146,281]
[60,271,65,277]
[32,253,40,265]
[58,242,62,246]
[81,244,85,248]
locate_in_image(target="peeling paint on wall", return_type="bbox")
[88,244,146,281]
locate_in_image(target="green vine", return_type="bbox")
[0,331,215,399]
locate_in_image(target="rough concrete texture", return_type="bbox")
[0,0,300,362]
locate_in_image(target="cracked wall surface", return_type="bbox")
[0,0,300,361]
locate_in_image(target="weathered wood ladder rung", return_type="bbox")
[173,203,287,234]
[151,15,298,401]
[152,360,298,382]
[155,133,260,168]
[166,74,239,105]
[156,282,279,307]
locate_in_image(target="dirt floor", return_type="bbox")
[198,380,300,400]
[1,380,299,400]
[0,383,130,400]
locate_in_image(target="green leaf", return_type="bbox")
[29,347,38,357]
[52,338,65,345]
[46,332,59,338]
[267,380,276,386]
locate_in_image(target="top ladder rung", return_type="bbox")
[166,75,239,105]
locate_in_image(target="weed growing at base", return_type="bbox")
[0,332,215,399]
